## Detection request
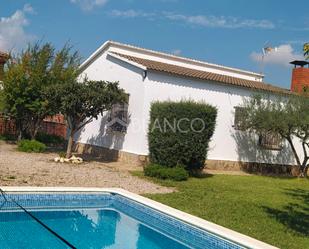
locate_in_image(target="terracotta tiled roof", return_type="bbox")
[112,52,292,95]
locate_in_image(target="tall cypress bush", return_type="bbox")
[148,100,217,171]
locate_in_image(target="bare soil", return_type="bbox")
[0,141,173,194]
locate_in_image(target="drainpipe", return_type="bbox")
[142,70,147,81]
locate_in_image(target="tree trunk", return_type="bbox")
[299,165,308,178]
[29,118,41,140]
[66,131,74,159]
[16,121,23,141]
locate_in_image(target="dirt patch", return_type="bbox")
[0,141,173,194]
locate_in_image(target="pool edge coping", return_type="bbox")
[0,186,278,249]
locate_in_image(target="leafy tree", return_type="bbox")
[304,43,309,59]
[242,94,309,177]
[0,89,5,112]
[2,43,80,140]
[48,79,127,158]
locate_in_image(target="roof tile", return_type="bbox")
[112,52,291,95]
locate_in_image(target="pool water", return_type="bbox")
[0,193,244,249]
[0,208,190,249]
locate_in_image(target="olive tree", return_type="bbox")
[242,94,309,177]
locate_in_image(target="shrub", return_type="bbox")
[0,134,16,141]
[58,151,66,158]
[17,139,46,153]
[144,164,189,181]
[148,100,217,171]
[35,133,65,145]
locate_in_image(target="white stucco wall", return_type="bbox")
[78,49,301,165]
[141,71,301,165]
[76,53,147,155]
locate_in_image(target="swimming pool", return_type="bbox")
[0,187,277,249]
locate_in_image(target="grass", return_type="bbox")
[132,172,309,249]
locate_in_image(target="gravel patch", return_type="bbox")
[0,141,173,194]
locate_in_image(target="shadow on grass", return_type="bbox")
[190,172,214,179]
[262,188,309,236]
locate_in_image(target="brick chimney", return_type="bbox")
[290,60,309,93]
[0,52,9,81]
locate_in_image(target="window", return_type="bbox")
[107,102,129,133]
[258,131,282,150]
[233,106,248,131]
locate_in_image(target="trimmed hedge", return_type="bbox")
[148,100,217,171]
[17,139,46,153]
[144,164,189,181]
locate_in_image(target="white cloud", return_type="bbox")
[70,0,108,11]
[109,9,155,18]
[171,49,181,55]
[109,9,275,29]
[164,13,275,29]
[0,4,36,52]
[250,44,304,67]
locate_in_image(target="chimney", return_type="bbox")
[290,60,309,93]
[0,52,9,81]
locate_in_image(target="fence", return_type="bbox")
[0,114,67,138]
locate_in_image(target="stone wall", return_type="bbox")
[74,142,299,176]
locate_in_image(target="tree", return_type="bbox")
[304,42,309,59]
[48,79,127,158]
[242,94,309,177]
[2,43,80,140]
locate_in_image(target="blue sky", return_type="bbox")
[1,0,308,88]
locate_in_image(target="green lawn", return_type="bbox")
[134,172,309,249]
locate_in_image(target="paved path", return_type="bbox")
[0,141,173,194]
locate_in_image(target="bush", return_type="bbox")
[148,100,217,171]
[35,133,65,145]
[17,139,46,153]
[144,164,189,181]
[0,134,16,141]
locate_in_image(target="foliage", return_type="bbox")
[47,79,127,158]
[0,90,5,112]
[0,133,16,141]
[242,94,309,177]
[17,139,46,153]
[35,133,65,145]
[304,42,309,59]
[58,151,66,158]
[148,100,217,171]
[144,164,189,181]
[142,174,309,249]
[2,42,80,140]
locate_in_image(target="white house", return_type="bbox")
[76,40,303,173]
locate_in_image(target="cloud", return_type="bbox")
[109,9,275,29]
[171,49,182,55]
[164,13,275,29]
[250,44,304,67]
[70,0,108,11]
[0,4,36,52]
[109,9,155,18]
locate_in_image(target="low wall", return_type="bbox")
[74,142,299,176]
[74,142,148,166]
[205,159,299,176]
